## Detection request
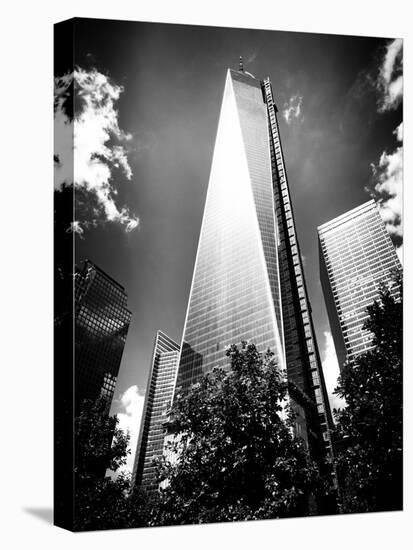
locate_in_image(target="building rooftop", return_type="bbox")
[81,258,127,292]
[317,200,377,234]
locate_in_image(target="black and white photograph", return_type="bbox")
[52,17,404,532]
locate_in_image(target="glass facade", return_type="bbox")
[318,200,402,371]
[74,259,131,412]
[132,331,180,492]
[175,69,334,465]
[263,77,334,460]
[177,70,284,394]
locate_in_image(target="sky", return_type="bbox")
[54,19,403,474]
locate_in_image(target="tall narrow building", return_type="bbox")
[132,330,180,492]
[174,67,334,466]
[318,200,402,371]
[73,259,132,412]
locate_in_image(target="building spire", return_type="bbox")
[239,56,244,72]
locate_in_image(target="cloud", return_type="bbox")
[396,243,403,265]
[376,38,403,112]
[363,40,403,246]
[246,50,259,65]
[54,67,139,233]
[66,221,84,237]
[370,121,403,239]
[111,385,145,477]
[344,39,402,116]
[282,95,303,124]
[321,331,346,413]
[394,120,403,142]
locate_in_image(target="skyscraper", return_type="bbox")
[54,258,131,524]
[174,66,334,465]
[318,200,402,371]
[73,259,132,412]
[132,330,180,492]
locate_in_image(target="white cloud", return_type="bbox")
[112,385,145,477]
[282,95,303,124]
[396,243,403,265]
[54,73,74,189]
[246,50,259,64]
[66,221,84,237]
[54,68,139,233]
[377,38,403,112]
[367,39,403,247]
[371,121,403,239]
[321,331,346,413]
[394,120,403,142]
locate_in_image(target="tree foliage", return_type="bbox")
[333,276,403,513]
[74,397,148,530]
[75,397,129,479]
[151,342,321,526]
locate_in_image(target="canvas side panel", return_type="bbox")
[54,17,75,532]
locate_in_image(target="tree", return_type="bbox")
[333,276,402,513]
[74,397,149,530]
[151,342,322,526]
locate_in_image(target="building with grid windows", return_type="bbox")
[174,66,334,470]
[318,200,402,372]
[73,259,132,413]
[132,330,180,492]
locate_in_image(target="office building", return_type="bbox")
[73,259,132,412]
[174,66,334,464]
[132,330,180,492]
[318,200,402,371]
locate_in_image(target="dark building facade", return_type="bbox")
[174,67,334,470]
[318,200,402,371]
[73,259,132,412]
[132,330,180,492]
[54,257,131,526]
